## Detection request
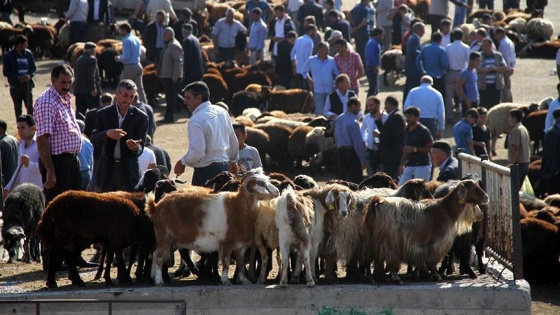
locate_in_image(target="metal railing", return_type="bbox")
[457,152,523,280]
[0,299,187,315]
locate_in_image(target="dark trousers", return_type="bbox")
[420,118,438,140]
[433,76,446,100]
[182,76,202,88]
[75,93,100,120]
[404,75,421,102]
[365,148,380,177]
[478,0,494,9]
[69,21,87,45]
[162,78,179,121]
[216,47,236,62]
[10,87,33,119]
[516,162,529,190]
[479,83,502,109]
[336,148,363,184]
[461,101,479,117]
[427,14,445,34]
[103,160,132,192]
[192,162,229,186]
[40,153,82,205]
[277,74,292,89]
[354,31,369,62]
[503,0,520,10]
[366,68,379,96]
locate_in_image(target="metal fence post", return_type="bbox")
[509,164,524,280]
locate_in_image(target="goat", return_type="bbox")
[359,172,398,189]
[363,179,489,284]
[276,186,316,287]
[148,173,279,286]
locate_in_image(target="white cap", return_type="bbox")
[328,30,343,42]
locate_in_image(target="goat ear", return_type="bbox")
[325,190,336,210]
[457,183,468,205]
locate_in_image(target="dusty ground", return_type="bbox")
[0,0,559,312]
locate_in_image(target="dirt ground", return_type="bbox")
[1,0,559,312]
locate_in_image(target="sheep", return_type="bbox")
[526,158,547,198]
[1,184,45,264]
[260,86,314,114]
[520,218,560,284]
[525,18,555,42]
[248,197,281,284]
[522,110,547,154]
[148,173,280,286]
[363,179,489,283]
[359,172,398,190]
[36,191,149,288]
[97,47,123,89]
[242,108,262,122]
[544,194,560,208]
[263,118,306,130]
[28,24,56,59]
[234,115,255,127]
[276,186,316,287]
[0,24,33,54]
[228,71,272,101]
[381,47,404,86]
[486,103,525,156]
[230,91,266,117]
[435,177,487,279]
[518,39,560,59]
[288,125,315,170]
[202,73,229,104]
[245,126,270,166]
[506,17,527,34]
[293,175,318,190]
[520,196,548,211]
[304,127,336,168]
[254,123,294,169]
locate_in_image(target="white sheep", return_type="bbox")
[242,108,263,122]
[526,18,555,42]
[486,102,525,155]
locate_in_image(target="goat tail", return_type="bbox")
[361,195,384,267]
[145,193,157,217]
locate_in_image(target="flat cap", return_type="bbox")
[182,23,193,31]
[432,140,452,152]
[84,41,97,49]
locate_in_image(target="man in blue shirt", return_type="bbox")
[453,108,479,155]
[351,0,375,62]
[416,32,449,97]
[334,97,365,184]
[247,8,268,65]
[246,0,273,25]
[456,51,481,116]
[365,27,383,96]
[116,23,147,104]
[2,35,36,120]
[404,75,445,140]
[301,41,339,116]
[291,24,316,89]
[404,22,425,101]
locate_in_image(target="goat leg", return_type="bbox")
[300,244,315,287]
[279,241,290,288]
[323,252,338,284]
[219,250,232,285]
[234,248,251,284]
[256,244,269,284]
[115,247,132,285]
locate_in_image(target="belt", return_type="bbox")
[114,157,121,163]
[55,152,78,158]
[210,162,228,166]
[338,146,354,150]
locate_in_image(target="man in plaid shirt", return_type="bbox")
[35,64,82,204]
[334,38,365,95]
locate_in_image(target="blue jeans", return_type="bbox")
[366,68,379,96]
[313,92,328,116]
[453,5,467,28]
[398,164,432,186]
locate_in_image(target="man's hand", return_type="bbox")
[21,155,30,167]
[174,160,186,177]
[107,129,127,140]
[20,74,31,83]
[436,130,443,140]
[91,90,98,97]
[228,162,239,174]
[126,139,142,151]
[403,145,414,154]
[44,171,56,189]
[372,66,380,73]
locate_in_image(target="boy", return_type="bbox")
[233,122,262,173]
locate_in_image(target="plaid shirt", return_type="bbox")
[335,51,364,91]
[35,86,82,155]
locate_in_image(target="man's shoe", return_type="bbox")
[76,255,98,268]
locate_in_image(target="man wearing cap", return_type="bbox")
[73,41,101,120]
[212,8,247,63]
[247,7,268,65]
[541,108,560,195]
[327,30,353,56]
[91,79,148,192]
[2,34,36,120]
[173,8,198,42]
[404,75,445,140]
[431,140,459,182]
[158,27,183,123]
[181,23,204,87]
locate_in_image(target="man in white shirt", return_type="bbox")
[3,115,43,200]
[494,27,516,102]
[324,74,356,119]
[291,24,316,89]
[66,0,88,45]
[174,81,239,186]
[138,145,156,176]
[445,28,470,124]
[211,8,247,62]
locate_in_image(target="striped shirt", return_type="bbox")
[34,86,82,155]
[335,51,364,91]
[480,51,505,84]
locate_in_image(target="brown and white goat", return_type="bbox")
[276,186,315,287]
[147,173,279,286]
[363,179,489,284]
